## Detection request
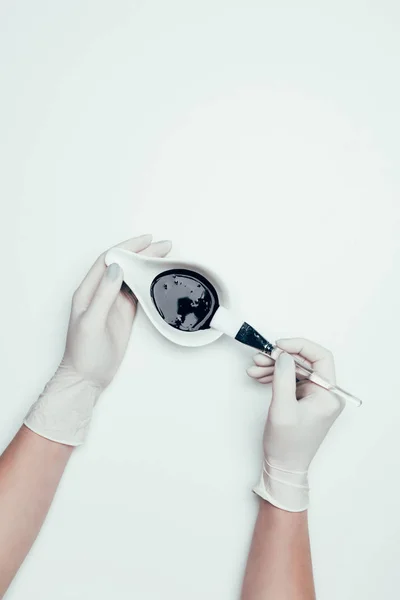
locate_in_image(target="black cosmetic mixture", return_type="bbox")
[150,269,219,332]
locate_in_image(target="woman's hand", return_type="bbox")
[248,338,345,512]
[1,234,172,596]
[24,234,171,446]
[65,233,171,388]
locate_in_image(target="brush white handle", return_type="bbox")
[271,348,362,407]
[210,306,244,338]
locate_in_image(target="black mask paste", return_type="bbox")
[150,269,219,332]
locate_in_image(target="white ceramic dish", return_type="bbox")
[105,248,230,347]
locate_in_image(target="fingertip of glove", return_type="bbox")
[106,263,122,281]
[276,352,294,369]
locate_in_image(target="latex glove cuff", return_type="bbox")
[24,363,102,446]
[253,460,310,513]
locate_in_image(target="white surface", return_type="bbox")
[0,1,399,598]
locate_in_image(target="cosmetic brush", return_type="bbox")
[210,306,362,407]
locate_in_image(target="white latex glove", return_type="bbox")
[248,338,345,512]
[24,234,172,446]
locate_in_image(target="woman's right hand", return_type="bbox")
[248,338,345,512]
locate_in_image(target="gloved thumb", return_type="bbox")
[87,263,124,322]
[271,352,297,410]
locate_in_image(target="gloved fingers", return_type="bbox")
[253,352,312,367]
[295,380,314,400]
[91,238,172,323]
[120,281,138,306]
[258,375,274,384]
[113,240,172,313]
[276,338,336,383]
[301,387,344,417]
[271,352,297,411]
[247,365,274,379]
[113,287,137,321]
[247,364,309,387]
[73,234,153,313]
[252,353,274,367]
[115,240,172,305]
[276,338,330,364]
[251,352,311,382]
[116,233,154,252]
[106,294,137,340]
[288,353,313,371]
[85,263,124,323]
[253,351,312,371]
[116,240,172,303]
[139,240,172,257]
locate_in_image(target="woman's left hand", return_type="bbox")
[24,234,172,446]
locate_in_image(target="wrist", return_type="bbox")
[21,424,75,457]
[24,366,102,446]
[253,460,310,513]
[258,495,309,524]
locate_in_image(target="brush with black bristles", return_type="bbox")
[210,306,362,408]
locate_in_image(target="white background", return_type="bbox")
[1,1,399,598]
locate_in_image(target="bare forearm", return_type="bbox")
[0,426,73,596]
[241,500,315,600]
